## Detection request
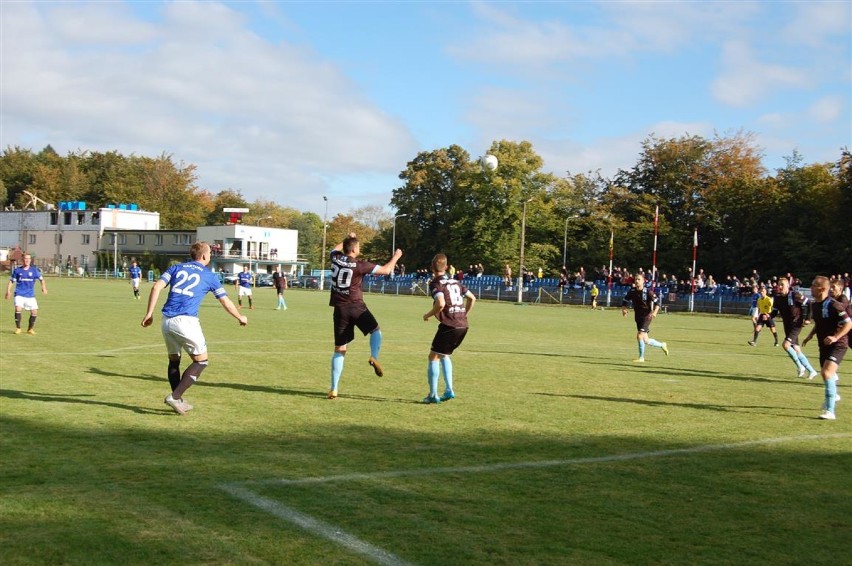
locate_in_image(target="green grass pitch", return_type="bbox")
[1,278,850,565]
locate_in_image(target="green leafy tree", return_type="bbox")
[205,189,250,226]
[385,145,473,270]
[457,140,556,273]
[0,147,37,207]
[772,155,841,278]
[136,155,208,229]
[289,211,323,270]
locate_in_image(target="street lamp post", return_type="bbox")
[562,214,579,269]
[392,213,408,255]
[248,236,253,284]
[517,198,533,304]
[320,196,328,291]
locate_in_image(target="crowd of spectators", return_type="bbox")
[376,260,851,301]
[591,265,852,299]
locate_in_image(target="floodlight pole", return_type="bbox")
[517,198,533,304]
[248,236,253,285]
[562,214,579,270]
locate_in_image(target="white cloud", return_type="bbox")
[2,1,418,212]
[807,95,844,123]
[783,2,852,47]
[711,40,809,107]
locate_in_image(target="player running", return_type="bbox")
[802,276,852,420]
[773,277,817,379]
[621,273,669,362]
[748,286,779,347]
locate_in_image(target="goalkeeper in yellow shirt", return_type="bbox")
[748,286,779,347]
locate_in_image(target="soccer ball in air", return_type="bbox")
[480,154,498,171]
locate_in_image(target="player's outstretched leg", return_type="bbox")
[368,330,384,377]
[329,352,344,398]
[784,343,805,376]
[796,350,817,379]
[647,338,668,356]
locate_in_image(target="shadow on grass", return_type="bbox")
[533,392,816,419]
[85,366,413,403]
[1,402,849,565]
[0,388,165,415]
[468,348,575,358]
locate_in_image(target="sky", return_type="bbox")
[3,1,850,218]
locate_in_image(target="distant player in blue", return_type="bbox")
[128,261,142,300]
[236,265,254,310]
[5,253,48,335]
[142,241,247,415]
[748,284,760,327]
[621,273,669,362]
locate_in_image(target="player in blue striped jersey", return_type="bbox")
[142,241,247,415]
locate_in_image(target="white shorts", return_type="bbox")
[238,287,253,297]
[14,296,39,311]
[131,278,141,288]
[161,315,208,356]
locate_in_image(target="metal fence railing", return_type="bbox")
[355,276,755,316]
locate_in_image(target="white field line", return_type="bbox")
[220,483,417,566]
[220,433,850,566]
[245,433,852,487]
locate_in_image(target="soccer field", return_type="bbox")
[1,278,850,565]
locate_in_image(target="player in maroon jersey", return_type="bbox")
[327,233,402,399]
[621,273,669,362]
[422,253,476,404]
[773,277,818,379]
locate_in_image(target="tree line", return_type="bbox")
[1,134,849,282]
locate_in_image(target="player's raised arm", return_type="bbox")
[373,249,403,276]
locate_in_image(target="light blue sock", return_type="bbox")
[331,352,344,391]
[440,356,454,393]
[427,360,440,397]
[785,346,804,369]
[797,351,815,373]
[638,340,646,358]
[825,376,838,413]
[370,330,382,359]
[647,338,663,348]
